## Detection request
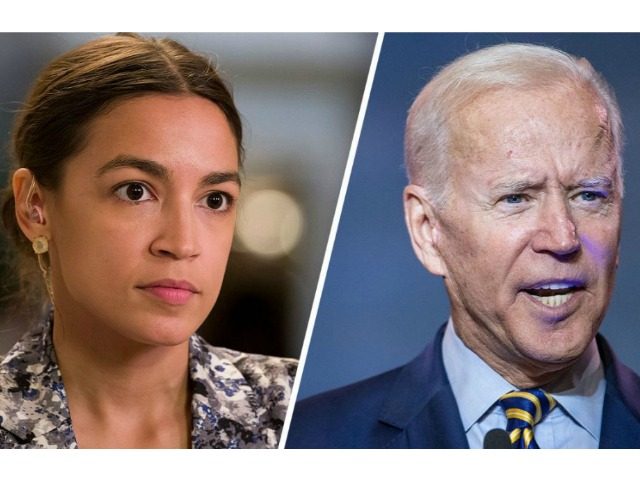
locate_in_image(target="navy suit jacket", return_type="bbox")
[286,325,640,448]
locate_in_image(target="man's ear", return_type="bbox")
[12,168,50,242]
[403,184,447,277]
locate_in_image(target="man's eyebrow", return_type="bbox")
[200,171,241,187]
[493,176,615,192]
[96,155,169,180]
[492,179,541,193]
[576,176,613,189]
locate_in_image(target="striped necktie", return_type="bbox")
[498,388,557,448]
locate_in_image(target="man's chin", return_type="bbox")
[514,333,592,370]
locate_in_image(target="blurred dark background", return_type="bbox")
[0,33,377,358]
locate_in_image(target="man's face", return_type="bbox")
[429,84,621,383]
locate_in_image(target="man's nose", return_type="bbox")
[530,196,580,257]
[149,201,201,260]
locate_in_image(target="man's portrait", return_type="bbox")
[286,33,640,448]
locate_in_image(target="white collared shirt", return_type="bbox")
[442,320,605,448]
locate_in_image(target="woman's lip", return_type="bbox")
[139,279,199,292]
[136,280,200,305]
[137,285,196,305]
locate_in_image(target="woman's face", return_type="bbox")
[44,94,240,347]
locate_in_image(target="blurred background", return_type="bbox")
[0,32,377,358]
[298,33,640,399]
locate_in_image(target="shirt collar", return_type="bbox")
[442,320,512,431]
[545,339,605,440]
[442,319,605,440]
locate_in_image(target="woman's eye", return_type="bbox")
[204,191,232,211]
[114,182,153,202]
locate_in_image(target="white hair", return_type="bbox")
[405,43,624,207]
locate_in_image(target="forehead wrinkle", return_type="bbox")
[593,125,606,148]
[591,124,617,171]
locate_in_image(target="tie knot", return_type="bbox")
[498,388,557,448]
[499,388,556,425]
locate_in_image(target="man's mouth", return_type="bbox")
[521,281,585,308]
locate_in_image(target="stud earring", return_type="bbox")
[32,235,54,307]
[32,235,48,254]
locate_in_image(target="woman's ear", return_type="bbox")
[403,184,448,277]
[12,168,50,242]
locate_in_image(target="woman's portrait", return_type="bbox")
[0,33,375,448]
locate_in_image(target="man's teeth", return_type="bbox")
[543,282,573,290]
[531,292,573,307]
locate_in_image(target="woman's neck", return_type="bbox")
[52,309,193,448]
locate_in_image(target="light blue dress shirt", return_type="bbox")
[441,320,605,448]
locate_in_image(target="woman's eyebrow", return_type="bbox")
[96,155,169,180]
[200,171,241,187]
[96,155,240,186]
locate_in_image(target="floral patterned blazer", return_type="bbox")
[0,315,297,448]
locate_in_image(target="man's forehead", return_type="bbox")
[452,147,618,191]
[455,83,600,125]
[447,84,610,163]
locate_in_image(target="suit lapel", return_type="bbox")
[372,331,640,449]
[597,335,640,448]
[377,325,469,448]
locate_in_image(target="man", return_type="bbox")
[286,43,640,448]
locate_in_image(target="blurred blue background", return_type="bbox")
[297,33,640,399]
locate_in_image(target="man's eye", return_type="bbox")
[503,194,524,204]
[114,182,153,202]
[579,191,604,202]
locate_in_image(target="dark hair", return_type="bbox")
[0,33,243,301]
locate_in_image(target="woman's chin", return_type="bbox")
[121,315,201,348]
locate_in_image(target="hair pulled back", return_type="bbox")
[1,33,243,300]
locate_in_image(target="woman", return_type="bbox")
[0,33,297,448]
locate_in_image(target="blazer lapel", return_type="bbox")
[377,325,469,448]
[189,337,260,448]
